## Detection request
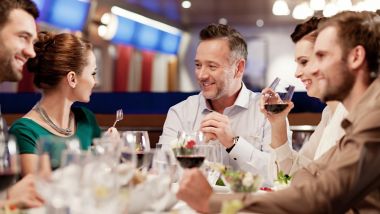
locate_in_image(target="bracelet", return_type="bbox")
[226,136,239,153]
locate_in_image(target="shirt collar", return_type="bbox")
[343,77,380,130]
[199,83,251,112]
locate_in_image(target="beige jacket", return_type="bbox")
[210,78,380,213]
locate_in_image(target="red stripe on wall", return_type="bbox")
[114,45,133,92]
[141,51,155,92]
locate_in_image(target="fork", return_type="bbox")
[112,109,123,127]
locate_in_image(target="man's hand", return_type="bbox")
[176,169,213,213]
[200,112,235,148]
[6,174,44,208]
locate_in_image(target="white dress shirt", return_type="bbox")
[159,84,292,181]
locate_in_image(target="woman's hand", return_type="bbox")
[260,87,294,148]
[260,87,294,125]
[104,127,120,139]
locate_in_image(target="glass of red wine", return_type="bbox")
[0,136,19,192]
[264,77,295,114]
[173,144,210,169]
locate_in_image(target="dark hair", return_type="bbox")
[319,11,380,78]
[199,23,248,62]
[27,32,93,89]
[0,0,39,28]
[291,16,327,43]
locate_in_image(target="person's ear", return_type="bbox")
[348,45,366,71]
[66,71,77,88]
[234,58,246,78]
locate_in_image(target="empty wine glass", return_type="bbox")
[0,136,20,191]
[264,77,295,114]
[122,131,150,169]
[37,136,80,170]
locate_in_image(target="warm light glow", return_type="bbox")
[111,6,182,35]
[100,13,111,25]
[97,13,118,40]
[256,19,264,27]
[218,18,228,25]
[323,2,338,17]
[336,0,352,11]
[292,2,314,20]
[97,25,107,37]
[181,0,191,9]
[272,0,290,16]
[310,0,326,11]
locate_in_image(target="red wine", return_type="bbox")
[176,156,205,168]
[0,173,18,191]
[264,103,288,114]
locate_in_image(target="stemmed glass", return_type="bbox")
[0,136,20,191]
[122,131,151,169]
[264,77,295,114]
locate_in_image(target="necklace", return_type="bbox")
[34,102,73,136]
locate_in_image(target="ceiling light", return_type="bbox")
[111,6,182,35]
[218,18,228,25]
[181,1,191,9]
[293,2,314,20]
[272,0,290,16]
[310,0,326,11]
[97,25,107,37]
[100,13,111,25]
[97,13,118,40]
[323,2,338,17]
[336,0,352,11]
[256,19,264,27]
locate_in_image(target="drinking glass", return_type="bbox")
[37,136,81,171]
[173,144,211,169]
[176,131,206,146]
[264,77,295,114]
[0,136,19,191]
[117,132,138,187]
[122,131,150,169]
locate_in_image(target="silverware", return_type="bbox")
[113,109,123,127]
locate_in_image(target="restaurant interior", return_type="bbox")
[1,0,379,213]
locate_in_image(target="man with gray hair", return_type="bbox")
[177,11,380,213]
[159,23,291,180]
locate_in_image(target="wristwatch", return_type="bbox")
[226,136,239,153]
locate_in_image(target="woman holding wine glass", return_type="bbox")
[260,17,348,179]
[9,32,118,176]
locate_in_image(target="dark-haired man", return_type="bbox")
[159,24,291,181]
[0,0,43,209]
[177,11,380,213]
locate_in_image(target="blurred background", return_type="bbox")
[1,0,378,143]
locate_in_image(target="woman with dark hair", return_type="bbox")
[262,17,348,178]
[9,32,117,175]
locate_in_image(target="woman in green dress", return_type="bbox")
[9,32,118,176]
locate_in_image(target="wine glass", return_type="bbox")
[122,131,150,169]
[176,131,206,146]
[264,77,295,114]
[173,144,211,169]
[0,136,20,192]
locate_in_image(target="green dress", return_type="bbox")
[9,106,101,155]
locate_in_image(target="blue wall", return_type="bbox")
[0,92,324,114]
